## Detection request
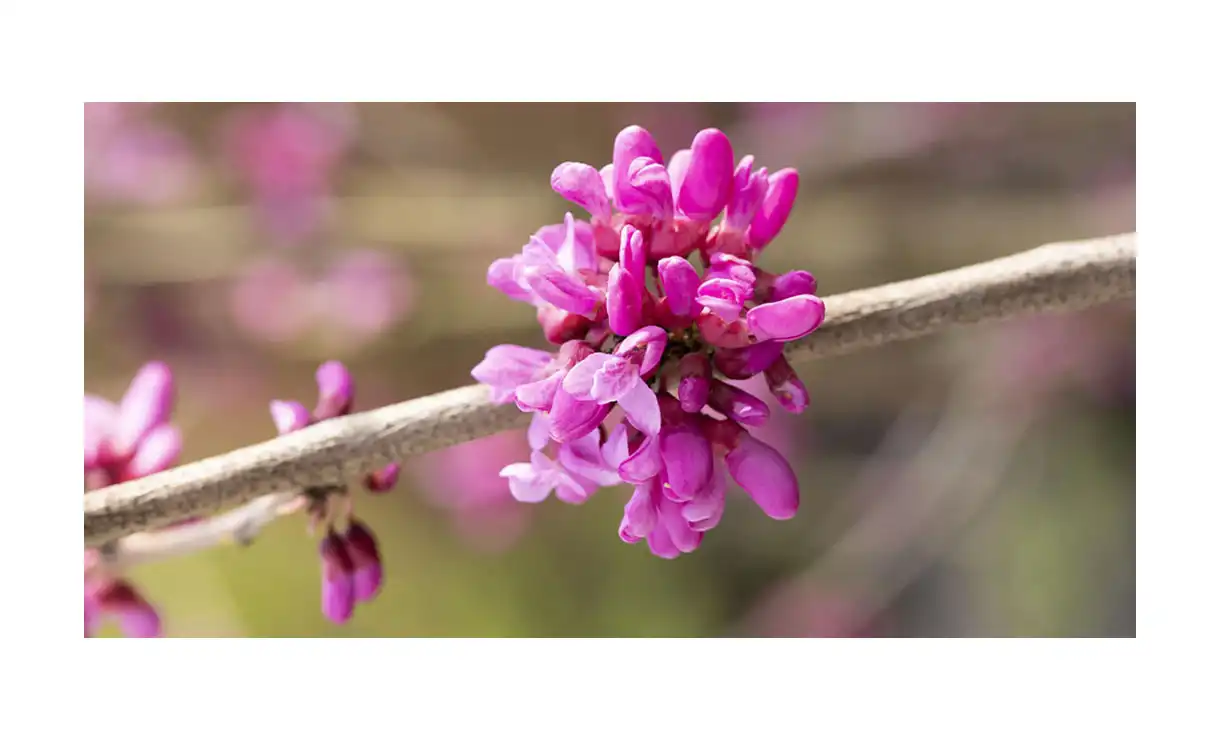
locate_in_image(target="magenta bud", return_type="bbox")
[111,361,175,458]
[746,168,800,250]
[344,520,384,602]
[764,357,810,413]
[314,360,354,420]
[320,530,356,624]
[607,263,643,336]
[270,400,312,435]
[725,432,800,520]
[658,423,713,502]
[551,162,612,221]
[768,270,817,302]
[677,354,712,413]
[746,294,826,342]
[712,341,786,380]
[657,257,701,317]
[708,379,772,427]
[677,128,735,222]
[365,462,400,493]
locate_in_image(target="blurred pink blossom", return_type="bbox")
[229,249,414,349]
[220,103,356,244]
[84,103,197,205]
[409,430,535,552]
[745,585,882,637]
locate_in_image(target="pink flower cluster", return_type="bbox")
[84,362,181,637]
[84,360,400,636]
[472,125,823,559]
[270,361,400,624]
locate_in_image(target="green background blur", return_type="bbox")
[84,103,1135,637]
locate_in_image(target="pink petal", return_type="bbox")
[667,148,692,205]
[122,424,182,480]
[619,482,658,543]
[725,433,800,520]
[747,168,800,250]
[551,163,612,221]
[747,295,826,342]
[589,357,637,403]
[547,387,612,443]
[657,257,701,317]
[659,423,712,501]
[678,128,735,222]
[555,212,598,275]
[616,381,661,437]
[270,400,311,435]
[111,361,175,459]
[314,360,354,420]
[499,461,553,503]
[562,353,616,400]
[607,263,643,336]
[613,326,668,376]
[528,413,553,451]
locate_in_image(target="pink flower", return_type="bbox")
[85,361,181,488]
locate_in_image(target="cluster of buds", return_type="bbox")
[472,125,823,558]
[270,361,398,623]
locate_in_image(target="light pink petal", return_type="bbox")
[528,413,553,451]
[269,400,311,435]
[616,381,661,437]
[555,212,598,274]
[112,361,174,458]
[84,395,118,468]
[589,357,637,404]
[515,369,565,413]
[123,424,182,480]
[562,353,616,400]
[618,432,663,484]
[602,423,630,471]
[499,462,553,503]
[314,360,354,420]
[646,518,681,559]
[659,498,703,554]
[558,430,621,487]
[551,163,612,221]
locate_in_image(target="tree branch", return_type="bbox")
[83,232,1136,548]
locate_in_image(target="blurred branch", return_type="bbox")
[84,232,1136,548]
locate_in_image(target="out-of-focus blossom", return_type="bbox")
[84,103,198,206]
[220,103,356,244]
[411,431,536,552]
[229,249,414,349]
[472,124,825,558]
[84,361,183,638]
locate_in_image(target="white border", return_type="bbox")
[3,0,1193,738]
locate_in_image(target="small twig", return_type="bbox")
[83,232,1136,548]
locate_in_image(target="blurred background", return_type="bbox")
[84,102,1135,637]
